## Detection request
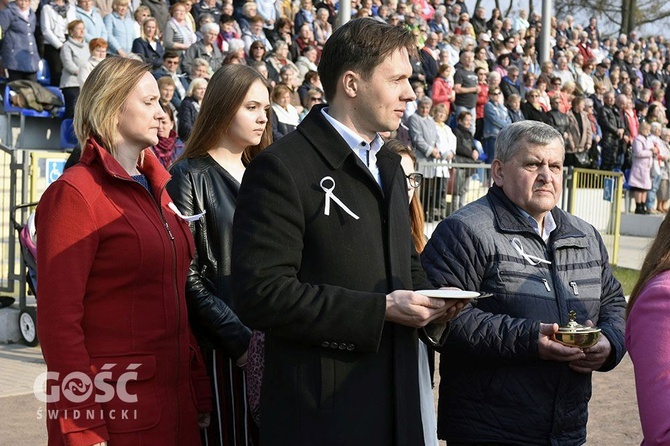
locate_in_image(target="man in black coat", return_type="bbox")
[231,18,466,446]
[597,91,625,171]
[420,32,440,90]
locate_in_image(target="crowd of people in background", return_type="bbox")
[3,0,670,211]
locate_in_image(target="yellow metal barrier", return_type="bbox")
[0,148,25,291]
[0,148,69,295]
[569,168,623,266]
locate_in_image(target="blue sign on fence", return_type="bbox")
[46,159,66,186]
[603,177,614,202]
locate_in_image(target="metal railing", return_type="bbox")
[567,168,623,265]
[416,162,492,236]
[417,161,623,265]
[0,110,69,296]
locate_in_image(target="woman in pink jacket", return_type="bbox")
[36,57,211,446]
[629,121,659,214]
[627,211,670,444]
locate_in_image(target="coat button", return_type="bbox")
[338,343,346,350]
[330,342,338,349]
[347,344,354,351]
[321,341,329,348]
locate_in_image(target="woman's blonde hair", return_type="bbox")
[186,77,208,97]
[141,17,158,40]
[134,4,151,21]
[272,84,291,102]
[74,57,152,156]
[112,0,129,8]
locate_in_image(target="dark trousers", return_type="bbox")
[62,87,80,119]
[600,141,619,171]
[43,44,62,87]
[7,70,37,82]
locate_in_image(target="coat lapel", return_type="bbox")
[297,105,385,196]
[377,147,401,204]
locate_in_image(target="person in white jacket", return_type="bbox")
[41,0,77,86]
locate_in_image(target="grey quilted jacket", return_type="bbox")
[421,185,626,446]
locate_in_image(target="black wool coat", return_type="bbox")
[231,105,435,446]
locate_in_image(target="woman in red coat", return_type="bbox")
[431,64,455,114]
[36,57,211,446]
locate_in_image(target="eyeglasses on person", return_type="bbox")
[406,172,423,188]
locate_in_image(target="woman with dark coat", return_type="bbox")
[0,0,40,81]
[131,17,165,69]
[452,110,480,209]
[178,77,207,141]
[522,89,550,123]
[36,57,211,446]
[547,95,571,141]
[167,64,272,446]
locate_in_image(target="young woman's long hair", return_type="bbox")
[385,139,427,253]
[627,212,670,317]
[177,65,273,165]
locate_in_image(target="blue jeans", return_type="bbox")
[483,137,496,163]
[646,172,662,210]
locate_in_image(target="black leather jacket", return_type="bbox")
[597,104,623,147]
[167,156,251,359]
[453,124,478,163]
[548,109,570,136]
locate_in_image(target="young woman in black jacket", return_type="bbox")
[167,64,272,446]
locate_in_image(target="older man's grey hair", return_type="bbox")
[495,121,564,163]
[201,22,220,35]
[418,96,433,107]
[487,71,501,83]
[280,64,297,76]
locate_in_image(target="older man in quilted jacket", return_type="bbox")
[421,120,626,445]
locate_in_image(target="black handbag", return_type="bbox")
[574,151,591,168]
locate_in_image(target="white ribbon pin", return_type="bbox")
[511,237,552,266]
[320,176,360,220]
[168,202,206,222]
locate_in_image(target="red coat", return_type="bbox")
[36,138,211,446]
[476,83,489,119]
[431,76,453,115]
